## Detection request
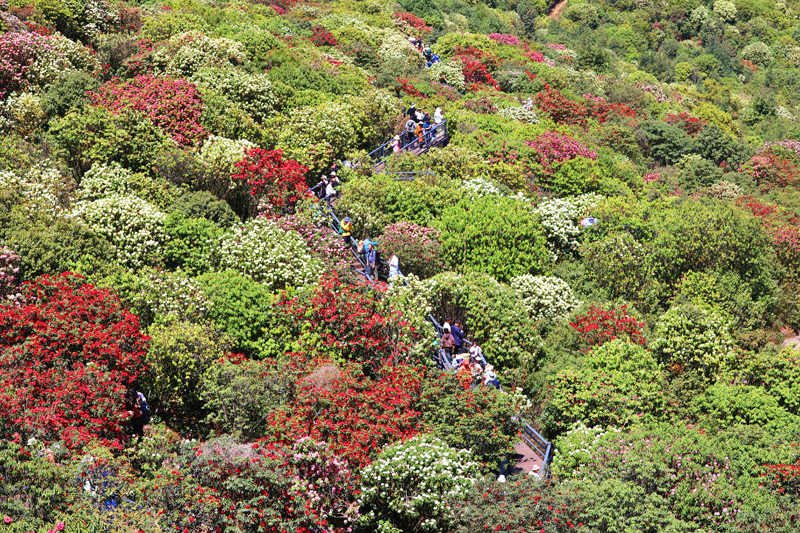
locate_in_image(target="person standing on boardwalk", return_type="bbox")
[451,320,464,354]
[365,242,377,280]
[341,217,353,246]
[441,327,455,362]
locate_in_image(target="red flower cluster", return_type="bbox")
[90,75,207,147]
[583,94,638,123]
[664,112,707,136]
[569,304,646,351]
[738,152,800,191]
[267,363,422,466]
[454,46,500,89]
[397,76,426,98]
[0,273,148,451]
[232,148,309,217]
[737,197,800,280]
[310,25,338,47]
[278,273,418,367]
[534,87,588,127]
[394,12,432,33]
[761,459,800,496]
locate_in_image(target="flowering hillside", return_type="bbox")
[0,0,800,531]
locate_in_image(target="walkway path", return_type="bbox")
[548,0,568,19]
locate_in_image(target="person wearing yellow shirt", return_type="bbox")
[341,217,353,246]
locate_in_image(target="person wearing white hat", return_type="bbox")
[392,135,401,153]
[483,364,499,389]
[529,464,541,477]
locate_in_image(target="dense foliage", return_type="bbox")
[2,0,800,530]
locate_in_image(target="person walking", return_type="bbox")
[341,217,353,246]
[405,118,416,146]
[387,251,400,283]
[407,102,417,119]
[365,242,377,280]
[451,320,464,354]
[391,135,401,153]
[422,116,433,147]
[434,107,444,125]
[324,177,337,207]
[441,327,456,363]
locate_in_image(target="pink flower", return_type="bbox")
[56,522,65,531]
[3,516,11,524]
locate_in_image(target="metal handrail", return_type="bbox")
[368,119,448,169]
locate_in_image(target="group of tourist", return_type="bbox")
[316,171,341,208]
[339,217,400,283]
[439,318,500,389]
[394,104,445,151]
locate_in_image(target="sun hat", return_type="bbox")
[343,217,351,222]
[485,364,494,372]
[394,135,400,140]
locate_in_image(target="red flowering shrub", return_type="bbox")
[583,94,638,123]
[737,197,800,280]
[310,25,338,47]
[570,304,646,351]
[738,152,800,190]
[762,458,800,496]
[89,75,207,147]
[278,272,419,367]
[232,148,309,218]
[534,87,588,127]
[0,32,53,98]
[268,364,422,466]
[0,273,148,450]
[455,46,500,89]
[394,12,432,33]
[664,112,707,136]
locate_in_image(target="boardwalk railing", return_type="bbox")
[521,422,553,478]
[367,119,448,170]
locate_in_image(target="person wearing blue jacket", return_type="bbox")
[451,320,465,354]
[365,243,377,280]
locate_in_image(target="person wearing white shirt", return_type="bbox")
[387,252,400,282]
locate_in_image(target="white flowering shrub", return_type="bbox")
[0,164,63,216]
[511,275,581,321]
[498,105,539,124]
[217,218,323,289]
[742,42,773,65]
[77,194,167,268]
[551,423,621,477]
[533,194,602,258]
[79,163,136,201]
[425,60,466,92]
[690,6,712,28]
[461,177,505,199]
[651,304,737,378]
[133,268,212,324]
[191,68,277,123]
[382,274,437,357]
[152,32,247,77]
[707,180,744,199]
[359,434,479,532]
[198,135,256,176]
[1,92,46,137]
[713,0,737,22]
[378,33,425,67]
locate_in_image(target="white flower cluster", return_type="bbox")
[382,274,436,357]
[651,304,737,370]
[191,68,277,123]
[378,33,424,67]
[1,92,46,136]
[498,105,540,124]
[359,434,479,526]
[217,218,323,290]
[82,0,119,35]
[0,163,63,216]
[533,194,603,258]
[76,194,167,268]
[198,135,256,176]
[425,60,466,92]
[511,275,581,321]
[153,31,247,77]
[134,268,211,323]
[461,177,503,199]
[79,163,137,202]
[551,423,621,477]
[276,100,359,156]
[776,105,796,121]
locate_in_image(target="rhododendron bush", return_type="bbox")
[268,363,422,466]
[377,221,446,279]
[89,75,207,147]
[232,148,309,217]
[0,274,147,450]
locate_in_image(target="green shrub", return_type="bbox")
[163,213,223,275]
[434,195,550,282]
[639,121,690,166]
[693,383,794,429]
[40,71,100,119]
[169,191,239,227]
[197,269,291,358]
[651,304,737,379]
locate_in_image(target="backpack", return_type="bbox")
[357,240,365,253]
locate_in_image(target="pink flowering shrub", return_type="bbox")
[277,214,352,278]
[771,226,800,280]
[547,43,569,51]
[487,33,520,46]
[0,247,21,304]
[636,82,669,103]
[89,75,207,147]
[0,32,52,98]
[644,173,660,183]
[525,132,598,176]
[756,140,800,160]
[526,50,545,63]
[394,12,432,33]
[378,222,446,279]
